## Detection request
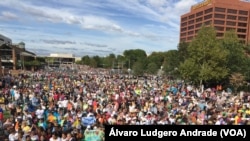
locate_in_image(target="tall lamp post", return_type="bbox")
[128,68,131,79]
[128,59,131,78]
[160,66,163,77]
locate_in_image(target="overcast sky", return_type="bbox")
[0,0,203,57]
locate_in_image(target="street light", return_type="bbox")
[128,68,131,79]
[160,66,163,76]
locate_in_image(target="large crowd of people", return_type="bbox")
[0,65,249,141]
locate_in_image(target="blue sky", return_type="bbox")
[0,0,202,57]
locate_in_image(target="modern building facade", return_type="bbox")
[0,34,12,46]
[0,41,36,70]
[46,53,75,67]
[180,0,250,43]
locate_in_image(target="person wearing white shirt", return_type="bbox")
[57,101,63,109]
[49,133,61,141]
[36,106,44,119]
[14,91,20,101]
[215,120,221,125]
[9,130,18,141]
[62,99,68,108]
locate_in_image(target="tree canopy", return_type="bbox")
[179,26,229,86]
[42,25,249,91]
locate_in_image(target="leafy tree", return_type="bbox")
[89,58,97,68]
[104,54,116,68]
[123,49,147,68]
[108,53,116,59]
[75,60,82,65]
[243,58,250,82]
[146,62,159,74]
[133,61,145,76]
[24,60,41,66]
[93,56,101,68]
[229,72,245,94]
[146,52,165,75]
[147,52,165,67]
[244,44,250,56]
[45,57,54,63]
[36,57,46,63]
[81,55,91,66]
[177,41,189,62]
[179,26,229,86]
[117,55,125,62]
[222,30,246,74]
[162,50,180,77]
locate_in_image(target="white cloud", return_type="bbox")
[0,0,203,56]
[81,15,123,32]
[0,0,200,35]
[146,0,168,8]
[0,0,125,33]
[0,11,18,20]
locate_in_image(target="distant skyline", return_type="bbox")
[0,0,203,57]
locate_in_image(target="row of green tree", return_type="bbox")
[76,26,250,89]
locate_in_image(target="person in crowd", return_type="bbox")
[0,65,249,140]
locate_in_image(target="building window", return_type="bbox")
[226,21,236,26]
[188,20,195,24]
[237,28,246,33]
[204,14,212,20]
[181,22,187,26]
[196,11,203,17]
[238,35,246,39]
[239,40,245,44]
[196,17,203,22]
[239,10,248,15]
[181,33,186,36]
[215,26,224,31]
[214,20,225,25]
[180,38,186,42]
[226,27,235,31]
[227,9,237,14]
[181,27,187,32]
[196,23,202,28]
[188,31,194,35]
[215,7,225,12]
[204,20,212,25]
[215,14,225,19]
[188,25,194,30]
[205,8,213,14]
[216,33,224,37]
[189,14,195,19]
[238,22,247,27]
[238,16,247,21]
[227,15,237,20]
[187,36,193,40]
[181,17,188,22]
[195,30,199,33]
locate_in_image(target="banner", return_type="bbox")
[81,116,96,127]
[105,125,250,141]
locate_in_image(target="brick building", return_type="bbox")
[0,42,36,71]
[180,0,250,43]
